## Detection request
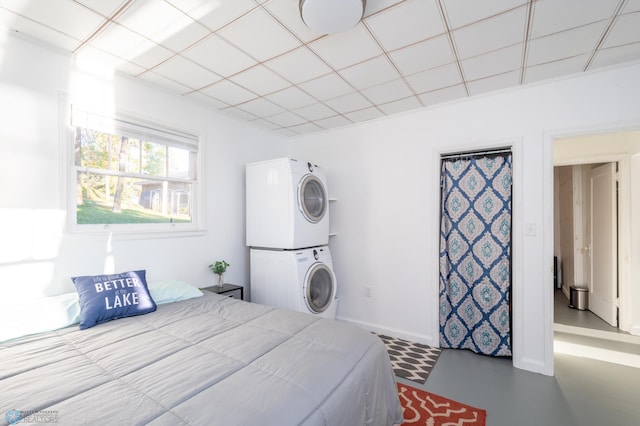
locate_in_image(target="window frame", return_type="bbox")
[62,101,204,236]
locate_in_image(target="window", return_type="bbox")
[69,106,200,232]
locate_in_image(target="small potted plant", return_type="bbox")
[209,260,229,288]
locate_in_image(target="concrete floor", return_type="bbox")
[397,289,640,426]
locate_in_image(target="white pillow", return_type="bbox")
[0,293,81,342]
[147,280,203,305]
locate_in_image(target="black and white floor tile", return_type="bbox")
[376,333,442,384]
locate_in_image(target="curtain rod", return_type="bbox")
[441,147,512,161]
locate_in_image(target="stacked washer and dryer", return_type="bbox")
[246,158,338,319]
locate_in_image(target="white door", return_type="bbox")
[589,162,618,326]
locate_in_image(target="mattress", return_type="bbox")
[0,292,403,425]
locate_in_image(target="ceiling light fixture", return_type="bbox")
[299,0,366,35]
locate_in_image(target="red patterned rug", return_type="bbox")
[397,383,486,426]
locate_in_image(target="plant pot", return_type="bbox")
[217,273,224,288]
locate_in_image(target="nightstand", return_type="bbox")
[202,284,244,300]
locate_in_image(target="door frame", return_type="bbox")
[549,135,631,335]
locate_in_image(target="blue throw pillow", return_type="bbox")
[71,270,156,330]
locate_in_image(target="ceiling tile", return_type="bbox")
[315,115,352,129]
[293,102,337,121]
[461,44,522,81]
[405,63,462,94]
[530,0,618,38]
[590,41,640,69]
[365,0,446,51]
[602,12,640,48]
[183,91,229,109]
[0,0,104,41]
[236,97,285,117]
[338,55,400,90]
[87,23,174,68]
[264,47,332,84]
[309,25,382,70]
[442,0,528,29]
[183,34,257,77]
[389,34,455,76]
[264,111,308,127]
[218,7,300,62]
[527,21,608,66]
[115,0,209,52]
[265,87,317,110]
[248,118,283,131]
[230,64,290,96]
[524,54,590,84]
[0,8,79,50]
[167,0,256,32]
[324,92,373,114]
[199,79,257,105]
[360,79,414,104]
[418,84,467,107]
[222,106,259,121]
[377,96,423,115]
[152,55,221,90]
[263,0,321,43]
[137,71,193,94]
[467,70,520,96]
[75,0,130,17]
[364,0,406,17]
[622,0,640,13]
[74,45,146,75]
[343,107,385,122]
[453,7,527,59]
[297,73,354,101]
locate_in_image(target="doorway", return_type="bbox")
[554,162,619,330]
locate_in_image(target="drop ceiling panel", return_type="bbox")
[167,0,256,32]
[230,64,291,96]
[406,63,462,94]
[3,0,640,135]
[264,47,332,84]
[524,54,590,84]
[453,7,527,59]
[115,0,209,52]
[309,25,382,70]
[527,21,608,66]
[183,34,257,77]
[365,0,446,51]
[152,56,221,90]
[265,86,317,110]
[389,35,456,76]
[361,79,415,104]
[338,56,400,90]
[0,0,104,42]
[218,7,301,62]
[467,70,520,96]
[602,12,640,48]
[461,44,522,81]
[443,0,528,29]
[530,0,618,38]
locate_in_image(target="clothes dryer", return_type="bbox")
[250,246,337,319]
[246,158,329,249]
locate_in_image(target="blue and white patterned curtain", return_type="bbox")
[439,152,512,357]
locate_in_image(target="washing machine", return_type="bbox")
[250,246,338,319]
[246,158,329,249]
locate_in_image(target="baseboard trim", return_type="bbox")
[336,315,438,347]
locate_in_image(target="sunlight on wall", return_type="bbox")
[0,209,65,301]
[554,340,640,369]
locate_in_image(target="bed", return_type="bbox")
[1,289,403,425]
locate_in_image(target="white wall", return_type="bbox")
[0,34,287,301]
[289,61,640,375]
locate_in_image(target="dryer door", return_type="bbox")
[298,173,327,223]
[304,262,335,314]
